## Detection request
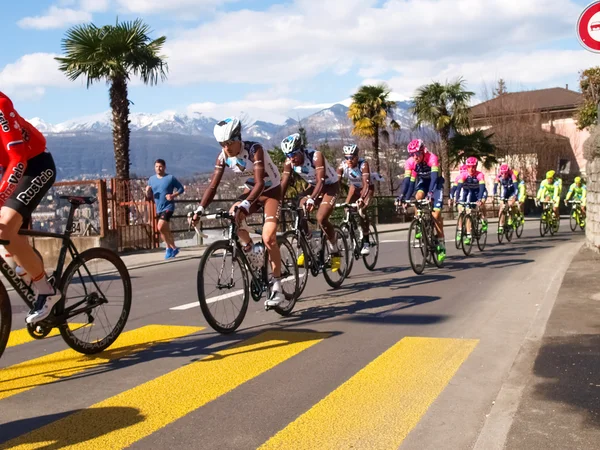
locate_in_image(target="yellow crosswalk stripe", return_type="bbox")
[260,337,478,450]
[7,324,86,348]
[0,325,202,401]
[1,330,329,450]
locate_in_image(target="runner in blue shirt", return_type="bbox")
[146,159,185,259]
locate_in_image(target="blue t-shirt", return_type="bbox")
[148,174,184,214]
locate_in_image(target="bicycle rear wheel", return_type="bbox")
[408,219,427,275]
[198,240,249,334]
[476,217,488,251]
[462,215,474,256]
[322,226,349,289]
[271,236,299,317]
[284,231,310,298]
[0,283,11,359]
[515,215,524,238]
[549,212,558,236]
[362,222,379,271]
[57,247,131,354]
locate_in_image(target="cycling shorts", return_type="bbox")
[3,152,56,221]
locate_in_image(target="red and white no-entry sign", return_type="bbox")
[578,1,600,52]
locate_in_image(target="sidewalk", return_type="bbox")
[503,245,600,449]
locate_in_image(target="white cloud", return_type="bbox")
[0,53,74,100]
[17,6,92,30]
[163,0,581,86]
[377,49,596,100]
[80,0,110,12]
[114,0,236,14]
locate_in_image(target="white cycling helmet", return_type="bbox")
[281,133,303,156]
[213,117,242,143]
[343,144,358,156]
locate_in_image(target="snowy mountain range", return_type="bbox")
[32,102,416,179]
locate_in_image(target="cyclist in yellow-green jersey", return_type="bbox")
[564,176,586,213]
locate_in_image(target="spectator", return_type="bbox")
[146,159,184,259]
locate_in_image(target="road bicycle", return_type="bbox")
[456,202,488,256]
[539,201,560,237]
[0,196,132,359]
[282,203,349,298]
[402,199,444,275]
[195,208,299,334]
[496,197,519,243]
[567,200,586,231]
[335,202,379,275]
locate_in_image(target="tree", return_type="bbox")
[576,67,600,130]
[411,78,474,197]
[449,130,498,170]
[348,83,400,191]
[56,19,168,179]
[493,79,508,98]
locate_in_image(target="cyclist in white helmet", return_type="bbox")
[191,117,284,307]
[279,133,342,272]
[337,143,376,255]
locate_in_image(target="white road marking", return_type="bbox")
[380,239,408,243]
[170,274,303,310]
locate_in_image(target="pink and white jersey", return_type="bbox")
[403,151,440,181]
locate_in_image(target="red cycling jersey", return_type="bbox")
[0,92,46,205]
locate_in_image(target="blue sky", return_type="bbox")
[0,0,596,125]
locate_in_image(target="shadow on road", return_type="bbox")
[282,294,444,326]
[531,333,600,428]
[0,407,144,447]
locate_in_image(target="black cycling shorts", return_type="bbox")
[4,152,56,222]
[157,210,174,222]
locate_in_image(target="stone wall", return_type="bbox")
[585,126,600,250]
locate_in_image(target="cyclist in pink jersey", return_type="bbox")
[396,139,446,262]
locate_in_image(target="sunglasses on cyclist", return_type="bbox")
[344,155,356,160]
[219,139,238,148]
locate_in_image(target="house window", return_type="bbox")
[558,159,570,174]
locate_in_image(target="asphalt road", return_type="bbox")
[0,224,585,449]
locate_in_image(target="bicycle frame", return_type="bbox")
[285,205,324,270]
[203,210,268,295]
[0,199,104,321]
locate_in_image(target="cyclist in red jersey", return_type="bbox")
[0,92,58,323]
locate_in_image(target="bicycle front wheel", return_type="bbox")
[57,247,132,354]
[0,283,11,359]
[497,218,505,244]
[408,219,426,275]
[362,222,379,271]
[198,240,249,334]
[477,217,488,251]
[455,212,464,249]
[340,223,355,277]
[322,226,349,289]
[271,236,299,317]
[462,215,474,256]
[539,214,548,237]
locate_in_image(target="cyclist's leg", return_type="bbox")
[257,187,282,278]
[360,186,374,238]
[431,184,444,240]
[2,152,59,322]
[315,183,339,245]
[257,187,284,306]
[230,191,253,250]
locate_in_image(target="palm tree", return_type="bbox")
[348,84,400,185]
[412,78,474,197]
[55,19,168,180]
[450,130,498,170]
